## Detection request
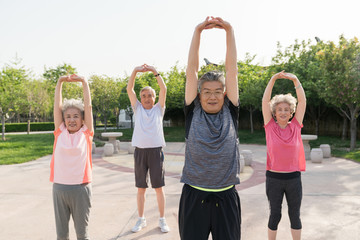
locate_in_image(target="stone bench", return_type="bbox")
[101,132,123,155]
[311,148,323,163]
[320,144,331,158]
[241,150,253,166]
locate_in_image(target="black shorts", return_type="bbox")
[134,147,165,188]
[178,184,241,240]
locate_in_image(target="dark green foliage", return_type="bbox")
[0,122,54,132]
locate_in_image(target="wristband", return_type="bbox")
[154,73,160,77]
[294,83,302,89]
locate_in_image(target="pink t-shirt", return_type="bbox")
[50,123,93,184]
[264,118,306,172]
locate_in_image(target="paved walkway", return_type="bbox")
[0,142,359,240]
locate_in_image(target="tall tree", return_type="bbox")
[317,35,360,150]
[0,59,29,140]
[238,55,268,133]
[43,63,79,119]
[272,40,329,135]
[90,75,120,131]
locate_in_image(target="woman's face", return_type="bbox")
[274,102,292,125]
[64,107,83,134]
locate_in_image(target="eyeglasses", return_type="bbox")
[200,90,224,98]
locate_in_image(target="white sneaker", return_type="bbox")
[159,218,170,233]
[131,218,146,233]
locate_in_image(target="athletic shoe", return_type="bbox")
[159,218,170,233]
[131,217,146,233]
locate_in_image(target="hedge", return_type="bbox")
[0,122,55,132]
[0,122,117,132]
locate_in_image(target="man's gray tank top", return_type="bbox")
[181,96,240,189]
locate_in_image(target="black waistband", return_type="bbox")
[266,170,300,180]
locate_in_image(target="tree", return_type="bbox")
[43,63,79,120]
[43,63,77,85]
[164,65,186,122]
[0,59,29,140]
[90,75,120,131]
[24,80,52,122]
[238,55,269,133]
[317,36,360,150]
[271,40,329,135]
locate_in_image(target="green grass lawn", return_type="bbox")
[0,134,54,165]
[1,128,359,165]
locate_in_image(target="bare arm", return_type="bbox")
[127,65,148,107]
[185,17,216,105]
[54,76,69,130]
[262,71,284,125]
[286,73,306,125]
[79,76,94,133]
[213,17,239,106]
[144,64,167,108]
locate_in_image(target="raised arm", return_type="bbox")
[54,76,69,130]
[213,17,239,106]
[284,73,306,125]
[78,75,94,133]
[262,71,284,125]
[185,17,216,105]
[127,65,146,107]
[144,64,167,108]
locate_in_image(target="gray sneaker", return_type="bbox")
[131,218,146,233]
[159,218,170,233]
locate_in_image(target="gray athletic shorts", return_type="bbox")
[134,147,165,188]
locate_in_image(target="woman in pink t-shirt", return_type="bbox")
[262,71,306,240]
[51,74,94,240]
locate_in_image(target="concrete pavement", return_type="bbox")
[0,142,359,240]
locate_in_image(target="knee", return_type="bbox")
[268,212,282,230]
[289,212,302,229]
[138,188,146,195]
[154,187,164,193]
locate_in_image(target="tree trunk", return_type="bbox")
[349,115,357,151]
[315,118,319,135]
[116,110,120,129]
[2,115,5,141]
[249,107,254,134]
[93,112,97,130]
[104,114,107,131]
[341,116,348,140]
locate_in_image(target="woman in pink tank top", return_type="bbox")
[262,71,306,240]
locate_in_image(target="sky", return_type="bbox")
[1,0,360,79]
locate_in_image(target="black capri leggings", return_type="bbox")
[266,171,302,231]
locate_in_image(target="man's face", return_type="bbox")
[199,81,225,114]
[140,89,156,109]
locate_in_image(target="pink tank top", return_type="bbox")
[264,118,306,172]
[50,123,93,184]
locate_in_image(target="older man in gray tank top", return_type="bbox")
[178,17,241,240]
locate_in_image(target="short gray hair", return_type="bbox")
[62,98,84,119]
[140,86,156,97]
[198,71,225,92]
[269,93,297,116]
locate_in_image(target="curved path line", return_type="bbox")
[92,150,266,191]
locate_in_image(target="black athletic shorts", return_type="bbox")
[178,184,241,240]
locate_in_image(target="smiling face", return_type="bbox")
[140,89,156,110]
[63,107,84,134]
[274,102,292,126]
[199,81,225,114]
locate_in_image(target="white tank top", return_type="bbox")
[131,100,166,148]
